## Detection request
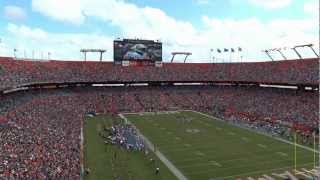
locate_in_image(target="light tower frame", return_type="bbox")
[80,49,107,61]
[276,48,287,60]
[171,52,192,63]
[262,50,274,61]
[292,44,319,59]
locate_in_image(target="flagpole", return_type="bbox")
[210,49,213,63]
[14,49,17,58]
[237,50,239,62]
[238,47,242,63]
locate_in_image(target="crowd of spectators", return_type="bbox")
[0,57,318,91]
[0,84,318,179]
[0,94,82,179]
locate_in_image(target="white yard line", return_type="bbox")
[276,152,288,157]
[174,156,247,165]
[179,160,222,169]
[258,144,267,149]
[119,113,188,180]
[241,137,250,142]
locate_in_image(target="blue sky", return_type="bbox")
[0,0,318,62]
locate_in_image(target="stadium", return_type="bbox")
[0,46,319,179]
[0,0,319,180]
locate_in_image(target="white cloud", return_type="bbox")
[304,0,319,17]
[31,0,200,60]
[32,0,85,24]
[200,16,318,61]
[4,5,27,21]
[8,24,48,40]
[0,38,11,57]
[6,23,114,61]
[22,0,320,62]
[194,0,209,5]
[248,0,292,9]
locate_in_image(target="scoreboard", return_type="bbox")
[114,39,162,63]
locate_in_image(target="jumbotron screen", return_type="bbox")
[114,39,162,61]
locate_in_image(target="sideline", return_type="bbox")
[119,113,188,180]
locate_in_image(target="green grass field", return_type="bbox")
[84,115,177,180]
[125,111,318,180]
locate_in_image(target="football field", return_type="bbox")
[124,111,318,179]
[83,115,177,180]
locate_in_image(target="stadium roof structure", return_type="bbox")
[80,49,107,61]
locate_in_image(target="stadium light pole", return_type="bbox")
[171,52,192,63]
[13,48,18,58]
[80,49,106,62]
[294,44,319,57]
[184,53,191,63]
[210,49,214,63]
[262,50,274,61]
[306,44,319,57]
[276,48,287,60]
[84,51,87,61]
[291,47,302,59]
[171,53,176,63]
[291,44,319,59]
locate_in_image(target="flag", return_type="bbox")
[238,47,242,52]
[231,48,235,53]
[217,49,221,53]
[224,48,228,52]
